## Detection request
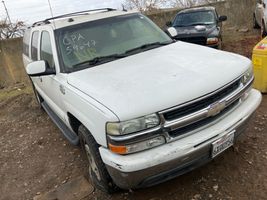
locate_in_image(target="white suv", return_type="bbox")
[23,8,262,193]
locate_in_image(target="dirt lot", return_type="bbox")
[1,29,267,200]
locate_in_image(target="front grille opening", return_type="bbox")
[163,79,240,121]
[178,37,207,45]
[168,99,239,138]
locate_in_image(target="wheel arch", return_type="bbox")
[67,112,82,135]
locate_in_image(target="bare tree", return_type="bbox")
[123,0,168,12]
[171,0,223,8]
[0,18,26,40]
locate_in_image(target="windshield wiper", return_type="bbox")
[73,53,126,68]
[124,41,173,54]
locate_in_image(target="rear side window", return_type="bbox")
[31,31,39,61]
[40,31,54,68]
[23,29,30,56]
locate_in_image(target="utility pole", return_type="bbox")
[2,0,12,24]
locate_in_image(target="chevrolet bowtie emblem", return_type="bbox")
[207,101,226,117]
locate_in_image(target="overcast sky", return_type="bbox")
[0,0,123,24]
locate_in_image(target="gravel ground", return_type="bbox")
[0,29,266,200]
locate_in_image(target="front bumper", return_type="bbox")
[99,89,262,189]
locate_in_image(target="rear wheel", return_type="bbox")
[78,125,118,193]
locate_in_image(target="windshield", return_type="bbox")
[173,10,216,27]
[56,14,172,72]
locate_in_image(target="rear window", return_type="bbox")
[23,29,31,56]
[31,31,39,61]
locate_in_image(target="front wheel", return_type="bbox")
[78,125,118,193]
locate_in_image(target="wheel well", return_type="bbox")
[67,113,82,134]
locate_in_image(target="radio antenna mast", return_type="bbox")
[2,1,12,24]
[47,0,54,18]
[47,0,56,28]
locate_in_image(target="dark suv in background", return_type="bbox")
[166,6,227,49]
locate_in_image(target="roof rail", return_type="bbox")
[45,8,116,21]
[31,8,117,28]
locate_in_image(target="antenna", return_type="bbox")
[47,0,54,18]
[47,0,56,28]
[2,0,11,24]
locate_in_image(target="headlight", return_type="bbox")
[241,67,253,85]
[207,37,219,45]
[107,114,160,135]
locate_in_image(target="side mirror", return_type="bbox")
[166,21,172,27]
[166,27,178,38]
[218,15,227,22]
[26,60,56,77]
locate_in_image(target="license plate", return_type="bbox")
[211,131,235,158]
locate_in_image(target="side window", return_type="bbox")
[40,31,54,68]
[31,31,39,61]
[23,29,30,56]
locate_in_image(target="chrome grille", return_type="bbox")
[163,79,241,121]
[159,76,254,140]
[168,99,239,138]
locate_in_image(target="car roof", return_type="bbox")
[30,9,139,30]
[178,6,216,14]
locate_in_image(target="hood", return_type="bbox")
[67,42,251,121]
[174,24,218,38]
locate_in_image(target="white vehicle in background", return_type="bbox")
[23,8,261,193]
[254,0,267,36]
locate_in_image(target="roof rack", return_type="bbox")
[32,8,117,27]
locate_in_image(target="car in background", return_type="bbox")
[166,7,227,49]
[254,0,266,36]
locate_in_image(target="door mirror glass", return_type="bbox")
[166,27,178,38]
[166,21,172,27]
[218,15,227,22]
[26,60,55,77]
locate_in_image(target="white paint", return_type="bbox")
[99,89,262,172]
[167,27,178,37]
[67,41,252,121]
[26,60,46,75]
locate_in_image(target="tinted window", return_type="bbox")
[40,31,54,68]
[31,31,39,61]
[173,11,216,27]
[23,29,31,56]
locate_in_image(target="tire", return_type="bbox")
[78,125,118,193]
[254,14,260,29]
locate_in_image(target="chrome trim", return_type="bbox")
[161,77,253,131]
[107,126,162,142]
[158,75,243,114]
[107,76,253,144]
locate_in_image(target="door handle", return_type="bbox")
[59,85,65,95]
